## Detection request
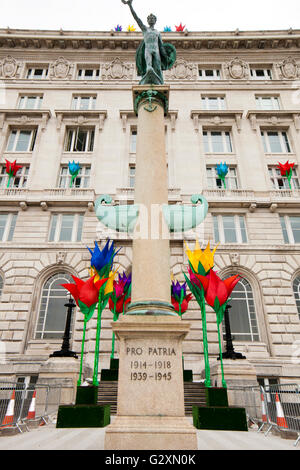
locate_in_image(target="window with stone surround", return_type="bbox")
[49,213,84,242]
[58,165,91,189]
[64,128,95,153]
[213,214,248,244]
[255,95,280,110]
[0,165,29,189]
[250,68,272,80]
[6,129,37,152]
[35,272,73,339]
[18,95,43,110]
[129,165,135,188]
[280,215,300,244]
[223,278,260,342]
[130,128,137,154]
[261,130,291,153]
[77,68,100,80]
[292,276,300,319]
[201,95,226,110]
[203,131,233,153]
[0,213,17,242]
[26,67,49,80]
[206,166,239,189]
[71,95,97,110]
[268,166,299,190]
[198,68,221,80]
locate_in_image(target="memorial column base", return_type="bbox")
[104,315,197,450]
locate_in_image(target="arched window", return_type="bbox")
[35,272,73,339]
[292,276,300,319]
[225,278,260,342]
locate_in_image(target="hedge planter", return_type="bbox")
[56,404,110,428]
[193,405,248,431]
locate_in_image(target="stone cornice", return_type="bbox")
[54,109,107,130]
[0,108,51,130]
[0,29,300,51]
[246,110,300,131]
[191,110,244,132]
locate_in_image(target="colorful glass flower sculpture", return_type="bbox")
[277,161,295,189]
[114,25,122,31]
[127,24,136,31]
[5,160,22,188]
[164,26,172,32]
[86,239,121,385]
[68,161,81,188]
[184,240,218,387]
[192,270,241,387]
[175,23,185,32]
[171,280,192,316]
[62,275,108,385]
[216,162,229,189]
[108,272,132,359]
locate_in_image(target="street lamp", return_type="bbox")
[50,295,78,359]
[218,304,246,360]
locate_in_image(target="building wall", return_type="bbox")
[0,29,299,383]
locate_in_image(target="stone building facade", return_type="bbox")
[0,27,300,387]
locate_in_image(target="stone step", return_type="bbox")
[97,381,207,416]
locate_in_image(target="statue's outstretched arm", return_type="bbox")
[122,0,146,31]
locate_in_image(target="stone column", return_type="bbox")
[127,86,174,316]
[104,86,197,450]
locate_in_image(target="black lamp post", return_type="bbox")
[218,304,246,360]
[50,296,78,359]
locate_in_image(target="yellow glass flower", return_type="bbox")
[127,24,136,31]
[90,267,118,295]
[185,240,218,274]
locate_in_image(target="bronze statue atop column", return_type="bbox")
[121,0,176,85]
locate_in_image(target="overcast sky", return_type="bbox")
[1,0,299,32]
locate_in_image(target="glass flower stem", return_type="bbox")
[201,298,211,388]
[111,305,117,360]
[77,317,87,386]
[93,292,103,386]
[7,175,12,189]
[217,321,227,388]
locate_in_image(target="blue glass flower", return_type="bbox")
[114,25,122,31]
[87,239,120,275]
[216,162,229,188]
[68,161,81,176]
[164,26,172,32]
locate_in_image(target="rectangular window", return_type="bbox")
[0,213,17,241]
[255,96,280,110]
[77,68,100,80]
[0,165,29,189]
[250,68,272,80]
[213,215,248,244]
[130,129,137,153]
[58,165,91,189]
[26,68,49,79]
[206,166,238,189]
[18,95,43,110]
[49,213,84,242]
[268,166,299,190]
[261,131,291,153]
[71,96,97,110]
[201,96,226,110]
[280,216,300,244]
[64,128,95,152]
[6,129,37,152]
[203,131,233,153]
[129,165,136,188]
[199,69,221,80]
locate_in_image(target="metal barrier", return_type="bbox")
[260,383,300,447]
[227,385,262,425]
[0,382,61,433]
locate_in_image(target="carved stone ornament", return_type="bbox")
[101,58,134,80]
[56,251,67,265]
[0,56,19,78]
[164,59,197,81]
[230,253,240,266]
[51,57,72,79]
[277,57,299,80]
[224,58,249,80]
